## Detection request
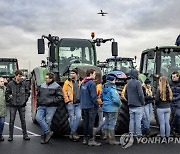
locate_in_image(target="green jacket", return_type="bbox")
[0,86,6,117]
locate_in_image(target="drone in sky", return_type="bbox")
[97,10,108,16]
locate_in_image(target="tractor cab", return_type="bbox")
[139,46,180,92]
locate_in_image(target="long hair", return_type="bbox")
[159,76,173,101]
[143,83,152,97]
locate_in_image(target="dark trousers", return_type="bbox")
[83,107,97,139]
[0,117,5,135]
[9,106,27,137]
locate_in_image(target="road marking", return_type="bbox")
[4,122,40,137]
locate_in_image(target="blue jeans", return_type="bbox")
[129,107,144,136]
[142,103,153,131]
[157,108,171,137]
[66,103,81,133]
[104,112,118,131]
[83,107,97,139]
[97,107,105,132]
[36,106,57,135]
[0,117,5,135]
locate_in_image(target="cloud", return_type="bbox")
[0,0,179,71]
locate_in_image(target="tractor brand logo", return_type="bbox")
[120,133,134,148]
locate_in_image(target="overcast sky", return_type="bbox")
[0,0,180,71]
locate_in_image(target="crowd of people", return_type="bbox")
[0,69,180,146]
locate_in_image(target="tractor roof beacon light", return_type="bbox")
[91,32,95,39]
[175,34,180,46]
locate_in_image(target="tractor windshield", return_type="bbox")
[0,61,18,77]
[107,60,134,74]
[58,39,95,75]
[161,51,180,77]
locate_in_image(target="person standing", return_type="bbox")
[80,69,101,146]
[101,75,122,145]
[141,78,154,136]
[155,76,173,138]
[0,78,6,141]
[5,70,30,141]
[36,72,63,144]
[126,69,145,137]
[169,71,180,135]
[63,68,81,141]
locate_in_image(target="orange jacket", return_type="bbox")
[96,84,102,104]
[121,84,127,101]
[63,79,81,104]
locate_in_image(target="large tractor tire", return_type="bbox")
[115,85,130,134]
[51,102,70,136]
[31,75,37,123]
[115,101,129,134]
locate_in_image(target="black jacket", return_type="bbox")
[37,81,63,107]
[126,69,145,107]
[5,80,30,107]
[155,88,171,108]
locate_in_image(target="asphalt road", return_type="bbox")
[1,99,180,154]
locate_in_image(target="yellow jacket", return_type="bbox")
[63,79,81,104]
[96,84,102,104]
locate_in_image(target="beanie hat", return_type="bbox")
[106,75,116,81]
[144,78,151,84]
[71,68,78,74]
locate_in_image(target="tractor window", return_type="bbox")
[120,61,134,73]
[58,39,95,75]
[0,61,17,77]
[142,54,148,73]
[161,51,180,77]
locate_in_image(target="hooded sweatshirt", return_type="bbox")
[101,82,122,112]
[80,77,99,109]
[126,69,145,107]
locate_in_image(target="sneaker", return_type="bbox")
[8,136,13,141]
[45,131,54,143]
[82,137,88,145]
[23,135,30,140]
[0,135,4,141]
[73,132,80,141]
[88,139,101,146]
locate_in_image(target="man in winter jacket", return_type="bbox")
[5,70,30,141]
[126,69,145,136]
[0,78,6,141]
[169,71,180,135]
[80,69,101,146]
[63,68,81,141]
[36,72,63,144]
[101,75,122,145]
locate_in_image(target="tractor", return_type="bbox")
[0,58,19,83]
[31,34,130,135]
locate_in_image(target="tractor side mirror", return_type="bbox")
[147,50,155,59]
[49,45,56,63]
[112,42,118,57]
[37,39,45,54]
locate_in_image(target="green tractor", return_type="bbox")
[0,58,19,83]
[31,34,124,135]
[139,44,180,93]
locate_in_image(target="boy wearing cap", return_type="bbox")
[63,68,81,141]
[101,75,122,145]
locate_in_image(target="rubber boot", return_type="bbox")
[109,130,120,145]
[41,135,45,144]
[88,138,101,146]
[104,129,109,144]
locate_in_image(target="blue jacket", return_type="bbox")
[80,78,99,109]
[126,69,145,107]
[101,82,122,112]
